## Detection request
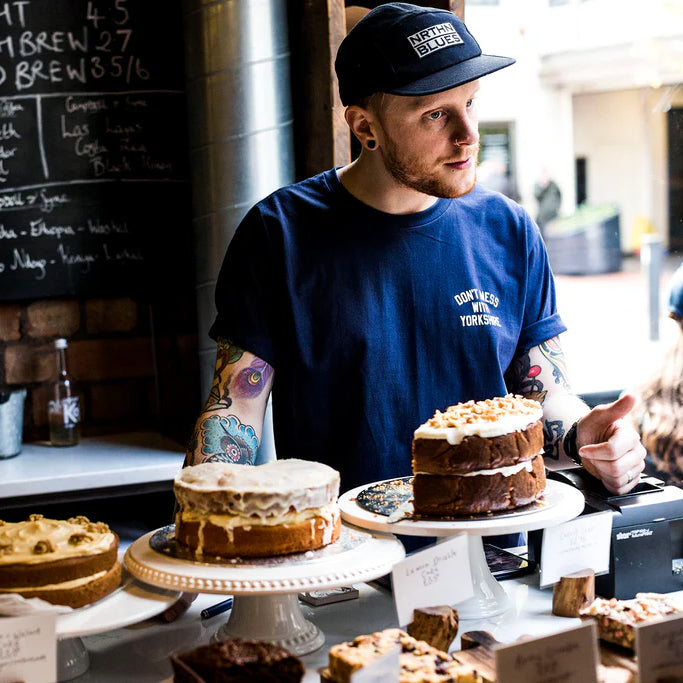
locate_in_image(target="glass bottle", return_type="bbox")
[48,338,81,446]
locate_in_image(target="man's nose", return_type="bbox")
[451,117,478,147]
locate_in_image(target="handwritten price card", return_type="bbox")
[350,646,400,682]
[635,612,683,683]
[540,511,612,587]
[0,613,56,683]
[495,622,599,683]
[391,533,472,626]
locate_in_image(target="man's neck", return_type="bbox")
[337,155,438,215]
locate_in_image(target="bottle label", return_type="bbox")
[48,397,81,426]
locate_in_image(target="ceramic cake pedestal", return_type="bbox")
[338,478,585,619]
[124,524,405,655]
[55,571,180,681]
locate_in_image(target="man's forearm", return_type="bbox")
[187,410,261,465]
[185,338,273,467]
[506,337,589,468]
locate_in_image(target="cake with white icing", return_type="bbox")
[174,459,341,557]
[411,395,546,515]
[0,514,121,608]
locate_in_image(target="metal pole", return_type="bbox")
[640,234,662,341]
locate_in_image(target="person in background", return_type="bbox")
[534,167,562,234]
[186,3,645,501]
[628,263,683,487]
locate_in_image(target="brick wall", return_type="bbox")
[0,295,201,446]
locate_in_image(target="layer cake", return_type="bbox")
[0,514,121,608]
[412,395,546,515]
[174,459,341,557]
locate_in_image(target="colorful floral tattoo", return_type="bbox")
[232,357,274,399]
[198,414,259,464]
[205,337,273,411]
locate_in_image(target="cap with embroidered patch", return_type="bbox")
[335,2,515,106]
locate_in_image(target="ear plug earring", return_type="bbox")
[366,139,376,150]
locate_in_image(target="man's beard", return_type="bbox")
[382,137,479,199]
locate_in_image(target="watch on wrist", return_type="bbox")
[563,421,582,466]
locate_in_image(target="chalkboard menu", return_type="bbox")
[0,0,191,300]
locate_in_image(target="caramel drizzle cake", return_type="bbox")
[0,514,121,608]
[579,593,683,650]
[411,395,546,515]
[174,459,342,558]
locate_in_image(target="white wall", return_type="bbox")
[573,88,670,250]
[466,0,682,249]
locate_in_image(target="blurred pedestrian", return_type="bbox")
[534,168,561,233]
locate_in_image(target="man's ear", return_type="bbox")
[345,105,377,150]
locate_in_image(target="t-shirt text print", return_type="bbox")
[454,288,502,328]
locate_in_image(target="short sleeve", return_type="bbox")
[209,206,277,366]
[516,215,567,352]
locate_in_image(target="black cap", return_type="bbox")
[335,2,515,106]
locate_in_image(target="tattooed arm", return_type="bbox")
[506,337,646,494]
[505,337,588,465]
[185,337,274,467]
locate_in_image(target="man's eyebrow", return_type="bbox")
[400,85,481,111]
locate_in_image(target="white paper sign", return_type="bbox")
[0,613,56,683]
[540,511,612,588]
[391,533,472,626]
[495,622,599,683]
[350,645,400,682]
[635,612,683,683]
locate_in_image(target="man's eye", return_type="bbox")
[427,111,444,121]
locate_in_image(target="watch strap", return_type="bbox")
[563,421,582,465]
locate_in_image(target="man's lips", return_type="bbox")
[444,156,473,170]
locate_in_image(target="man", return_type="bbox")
[186,3,646,497]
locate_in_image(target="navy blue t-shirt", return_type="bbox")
[210,169,566,492]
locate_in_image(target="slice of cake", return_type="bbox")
[412,395,546,515]
[321,628,481,683]
[0,514,121,608]
[171,638,304,682]
[174,459,341,557]
[579,593,683,650]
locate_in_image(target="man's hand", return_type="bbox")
[575,394,647,495]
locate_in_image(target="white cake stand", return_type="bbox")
[56,571,180,681]
[124,524,405,655]
[339,479,585,619]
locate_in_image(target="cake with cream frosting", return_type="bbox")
[174,459,341,557]
[0,514,121,608]
[411,395,546,515]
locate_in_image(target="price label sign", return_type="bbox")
[540,511,612,588]
[350,645,400,682]
[0,613,56,683]
[391,533,472,627]
[635,612,683,683]
[495,622,599,683]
